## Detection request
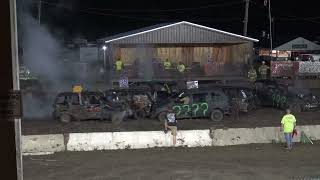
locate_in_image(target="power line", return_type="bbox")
[251,1,320,24]
[38,1,244,23]
[86,1,244,13]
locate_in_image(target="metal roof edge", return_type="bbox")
[104,21,259,44]
[182,21,259,42]
[104,22,182,43]
[275,37,320,51]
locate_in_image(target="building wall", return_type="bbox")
[112,42,252,67]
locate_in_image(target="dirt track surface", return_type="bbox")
[22,108,320,135]
[24,143,320,180]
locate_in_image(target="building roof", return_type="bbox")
[100,21,259,44]
[275,37,320,51]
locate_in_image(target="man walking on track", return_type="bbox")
[281,109,296,150]
[164,109,178,146]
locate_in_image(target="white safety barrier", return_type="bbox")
[66,130,212,151]
[22,134,65,155]
[297,125,320,141]
[22,125,320,155]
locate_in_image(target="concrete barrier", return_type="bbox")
[22,125,320,155]
[22,134,65,155]
[67,130,212,151]
[296,125,320,141]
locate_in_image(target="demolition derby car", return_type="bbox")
[53,92,127,123]
[220,85,259,112]
[152,88,231,122]
[105,88,154,119]
[254,79,320,112]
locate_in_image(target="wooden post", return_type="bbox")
[0,0,22,180]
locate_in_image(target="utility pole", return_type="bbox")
[268,0,273,59]
[38,0,41,24]
[243,0,250,36]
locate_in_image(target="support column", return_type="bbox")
[0,0,22,179]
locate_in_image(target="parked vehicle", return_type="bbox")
[298,54,320,62]
[152,88,231,122]
[53,91,127,123]
[220,85,258,112]
[254,79,320,112]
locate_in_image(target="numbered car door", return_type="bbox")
[172,94,191,119]
[271,89,287,108]
[191,93,209,118]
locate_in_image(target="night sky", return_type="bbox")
[24,0,320,46]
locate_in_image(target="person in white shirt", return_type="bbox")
[164,109,178,146]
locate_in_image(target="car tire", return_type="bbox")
[210,109,224,122]
[60,113,71,123]
[290,104,302,113]
[157,111,167,123]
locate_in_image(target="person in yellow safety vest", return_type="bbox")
[163,58,171,70]
[248,65,257,82]
[177,61,186,73]
[115,58,123,72]
[281,109,296,150]
[258,61,269,79]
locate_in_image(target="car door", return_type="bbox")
[191,93,209,118]
[172,94,191,119]
[211,90,228,108]
[54,94,71,117]
[271,88,287,108]
[83,94,103,119]
[68,93,83,120]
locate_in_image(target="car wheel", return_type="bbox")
[60,113,71,123]
[210,109,224,122]
[290,104,302,113]
[157,111,167,123]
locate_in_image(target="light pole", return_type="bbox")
[102,45,107,71]
[102,45,108,85]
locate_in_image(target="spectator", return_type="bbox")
[177,61,186,73]
[258,61,269,79]
[163,58,172,70]
[164,109,178,146]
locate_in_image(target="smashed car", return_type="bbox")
[152,88,231,122]
[220,85,259,112]
[254,79,320,112]
[105,88,154,119]
[53,92,127,123]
